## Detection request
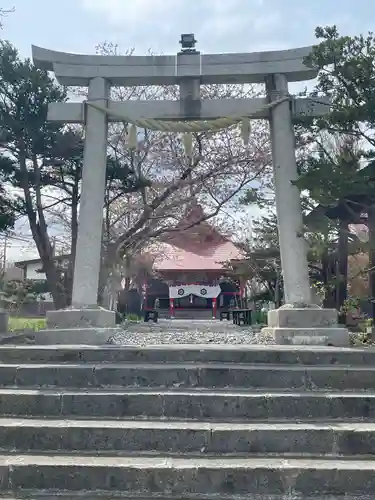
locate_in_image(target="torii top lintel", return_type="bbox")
[32,45,318,87]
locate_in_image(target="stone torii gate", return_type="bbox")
[32,37,349,345]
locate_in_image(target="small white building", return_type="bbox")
[14,255,71,303]
[15,255,71,281]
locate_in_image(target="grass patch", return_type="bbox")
[8,317,46,332]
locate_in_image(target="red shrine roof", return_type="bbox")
[153,240,243,271]
[150,204,244,272]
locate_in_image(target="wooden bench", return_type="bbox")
[144,309,159,322]
[219,310,231,321]
[232,309,252,326]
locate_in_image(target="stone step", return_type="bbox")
[0,454,374,496]
[0,494,372,500]
[0,418,375,456]
[1,363,375,391]
[0,345,374,366]
[0,388,375,419]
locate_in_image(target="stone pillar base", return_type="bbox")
[262,305,349,346]
[34,307,120,345]
[46,307,116,329]
[33,327,120,345]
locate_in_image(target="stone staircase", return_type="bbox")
[0,344,374,498]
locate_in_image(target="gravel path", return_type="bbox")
[109,319,274,346]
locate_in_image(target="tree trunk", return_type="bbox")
[19,152,68,309]
[321,249,329,307]
[42,258,67,309]
[64,180,79,306]
[97,263,108,307]
[322,250,336,308]
[98,263,121,311]
[337,219,349,323]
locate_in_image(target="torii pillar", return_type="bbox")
[30,41,348,345]
[261,74,349,346]
[40,76,118,343]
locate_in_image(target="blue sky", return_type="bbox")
[2,0,374,262]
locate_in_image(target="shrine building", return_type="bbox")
[143,205,246,319]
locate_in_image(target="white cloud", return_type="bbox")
[81,0,177,26]
[81,0,282,53]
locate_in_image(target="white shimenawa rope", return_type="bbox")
[87,95,291,156]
